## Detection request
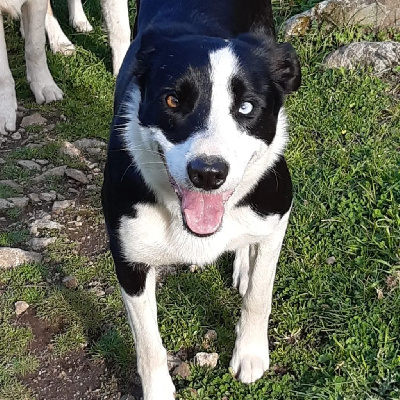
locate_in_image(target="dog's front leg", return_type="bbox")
[0,14,17,134]
[230,211,290,384]
[21,0,63,104]
[119,265,176,400]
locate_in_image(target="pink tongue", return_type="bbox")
[181,189,225,235]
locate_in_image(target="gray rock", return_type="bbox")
[73,138,106,150]
[17,159,41,170]
[0,158,5,164]
[0,247,42,269]
[15,301,30,315]
[60,141,81,158]
[326,256,336,265]
[204,330,218,342]
[167,353,182,371]
[0,180,23,193]
[8,197,29,208]
[194,352,219,369]
[172,362,191,379]
[28,237,57,251]
[30,216,64,235]
[62,275,78,289]
[52,200,75,211]
[33,165,67,183]
[11,132,22,140]
[20,113,47,127]
[28,193,41,203]
[323,41,400,74]
[35,159,49,166]
[283,0,400,38]
[39,192,57,202]
[65,168,89,184]
[0,199,12,210]
[89,287,106,297]
[120,395,135,400]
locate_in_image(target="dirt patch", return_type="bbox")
[17,310,120,400]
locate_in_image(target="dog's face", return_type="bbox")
[126,32,300,236]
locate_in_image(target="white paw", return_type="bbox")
[0,78,17,134]
[232,247,250,296]
[230,331,270,384]
[30,80,63,104]
[50,39,76,56]
[71,18,93,33]
[144,370,176,400]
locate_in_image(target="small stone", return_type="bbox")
[57,193,66,201]
[204,330,217,342]
[65,168,89,184]
[105,286,115,295]
[39,192,57,202]
[62,275,78,289]
[326,256,336,265]
[194,352,219,369]
[15,301,30,315]
[0,158,5,164]
[167,353,182,371]
[60,141,81,158]
[46,124,55,131]
[30,217,64,235]
[11,132,22,140]
[8,197,29,208]
[89,287,106,297]
[20,113,47,127]
[377,288,384,300]
[0,180,23,193]
[172,362,191,379]
[86,185,97,191]
[28,237,57,251]
[35,159,49,166]
[0,199,12,210]
[73,138,106,150]
[17,159,41,170]
[33,165,67,183]
[68,188,79,194]
[0,248,42,269]
[52,200,74,211]
[120,395,135,400]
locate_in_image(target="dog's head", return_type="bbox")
[124,30,300,236]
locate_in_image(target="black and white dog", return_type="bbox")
[102,0,300,398]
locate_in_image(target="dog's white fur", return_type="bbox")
[118,46,291,398]
[44,0,130,75]
[0,0,63,134]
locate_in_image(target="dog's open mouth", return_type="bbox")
[158,146,232,236]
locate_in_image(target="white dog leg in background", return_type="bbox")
[45,0,76,55]
[121,268,176,400]
[68,0,93,32]
[0,13,17,134]
[101,0,130,75]
[21,0,63,104]
[233,245,251,297]
[230,211,291,384]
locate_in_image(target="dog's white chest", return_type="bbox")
[118,203,282,267]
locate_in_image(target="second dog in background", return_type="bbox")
[44,0,131,75]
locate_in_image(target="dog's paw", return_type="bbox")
[30,81,63,105]
[230,330,270,384]
[50,39,76,56]
[232,247,250,296]
[0,79,17,134]
[70,18,93,33]
[144,370,176,400]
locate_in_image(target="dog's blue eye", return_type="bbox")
[239,102,253,115]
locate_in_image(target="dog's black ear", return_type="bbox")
[268,42,301,94]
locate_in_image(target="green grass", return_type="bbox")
[0,1,399,399]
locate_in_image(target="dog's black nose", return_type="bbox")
[187,156,229,190]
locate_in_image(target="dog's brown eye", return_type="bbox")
[166,95,179,108]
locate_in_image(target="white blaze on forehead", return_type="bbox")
[208,46,239,128]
